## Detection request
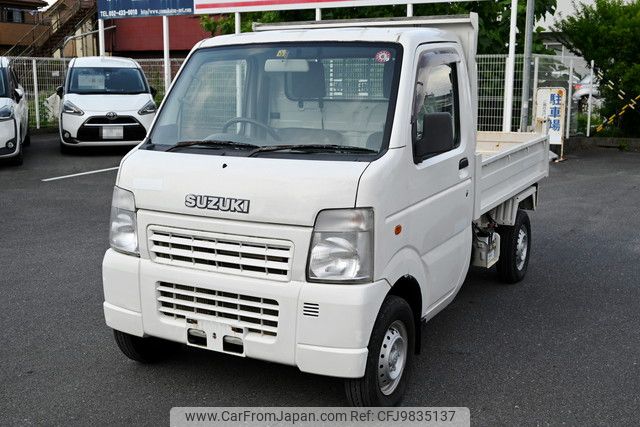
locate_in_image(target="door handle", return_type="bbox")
[459,157,469,170]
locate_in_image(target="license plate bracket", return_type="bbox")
[185,319,244,355]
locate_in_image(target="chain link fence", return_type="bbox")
[7,54,592,134]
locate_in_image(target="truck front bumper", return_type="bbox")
[103,249,389,378]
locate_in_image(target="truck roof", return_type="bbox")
[70,56,141,69]
[198,27,457,49]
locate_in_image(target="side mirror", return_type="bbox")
[14,88,23,102]
[150,86,157,97]
[56,86,63,98]
[414,112,455,161]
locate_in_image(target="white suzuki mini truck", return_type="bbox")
[58,56,157,153]
[103,15,549,406]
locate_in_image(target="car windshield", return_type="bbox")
[145,42,402,158]
[67,67,147,94]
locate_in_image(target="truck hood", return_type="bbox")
[118,150,369,227]
[64,93,151,113]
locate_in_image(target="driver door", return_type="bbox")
[408,44,475,308]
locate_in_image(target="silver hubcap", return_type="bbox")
[516,226,528,271]
[377,320,408,395]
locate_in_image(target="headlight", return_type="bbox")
[307,208,373,283]
[62,100,84,116]
[109,186,138,256]
[138,100,157,115]
[0,105,14,121]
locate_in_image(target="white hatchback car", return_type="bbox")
[0,57,29,165]
[58,56,157,153]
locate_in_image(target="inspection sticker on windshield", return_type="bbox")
[276,49,289,58]
[375,50,391,63]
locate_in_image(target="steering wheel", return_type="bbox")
[221,117,281,141]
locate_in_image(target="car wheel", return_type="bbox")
[345,295,415,406]
[496,209,531,284]
[113,330,179,363]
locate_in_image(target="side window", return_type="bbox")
[412,54,460,157]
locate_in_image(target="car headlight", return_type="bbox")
[307,208,373,283]
[62,100,84,116]
[109,186,138,256]
[0,105,14,121]
[138,100,157,115]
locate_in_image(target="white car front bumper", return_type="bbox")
[60,111,154,147]
[0,118,19,158]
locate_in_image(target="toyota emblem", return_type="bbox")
[106,112,118,120]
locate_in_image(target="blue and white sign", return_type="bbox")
[535,87,566,146]
[97,0,194,19]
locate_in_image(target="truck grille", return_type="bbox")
[148,227,293,281]
[156,282,279,337]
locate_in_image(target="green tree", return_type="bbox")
[555,0,640,136]
[199,0,557,54]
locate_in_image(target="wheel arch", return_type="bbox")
[388,275,423,355]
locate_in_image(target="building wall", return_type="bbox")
[105,15,210,58]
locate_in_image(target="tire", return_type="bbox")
[345,295,415,406]
[113,329,178,363]
[496,209,531,284]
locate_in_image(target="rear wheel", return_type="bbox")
[345,295,415,406]
[113,330,179,363]
[496,209,531,283]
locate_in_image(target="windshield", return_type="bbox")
[67,67,148,94]
[146,42,402,159]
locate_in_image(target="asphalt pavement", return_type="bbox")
[1,134,639,425]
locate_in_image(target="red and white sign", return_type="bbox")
[194,0,453,15]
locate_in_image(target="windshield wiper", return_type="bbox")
[165,140,260,152]
[248,144,377,157]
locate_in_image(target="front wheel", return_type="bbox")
[345,295,415,406]
[496,209,531,283]
[113,330,179,363]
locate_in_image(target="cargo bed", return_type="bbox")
[473,131,549,219]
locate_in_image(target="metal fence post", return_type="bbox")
[566,58,574,140]
[586,59,594,137]
[31,59,40,129]
[530,56,539,129]
[502,0,519,132]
